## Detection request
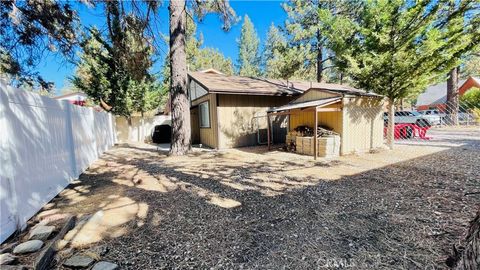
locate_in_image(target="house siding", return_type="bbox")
[191,94,218,148]
[217,94,292,149]
[291,89,339,103]
[341,97,384,154]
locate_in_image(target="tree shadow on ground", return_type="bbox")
[41,136,479,269]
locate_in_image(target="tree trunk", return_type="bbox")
[447,67,459,125]
[447,210,480,270]
[169,0,191,155]
[316,29,323,83]
[387,99,395,149]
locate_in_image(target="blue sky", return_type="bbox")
[38,1,287,94]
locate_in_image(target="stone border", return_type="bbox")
[33,216,76,270]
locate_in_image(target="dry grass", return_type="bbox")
[39,127,480,269]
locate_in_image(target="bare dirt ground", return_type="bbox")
[42,127,479,269]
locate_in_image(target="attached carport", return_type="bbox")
[266,97,342,160]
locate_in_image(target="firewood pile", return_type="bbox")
[292,125,339,137]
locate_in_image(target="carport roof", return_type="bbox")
[267,97,342,113]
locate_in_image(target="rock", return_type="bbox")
[63,255,95,268]
[0,253,17,265]
[39,213,71,225]
[92,261,119,270]
[13,240,43,254]
[35,209,60,221]
[29,225,55,240]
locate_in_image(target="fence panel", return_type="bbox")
[0,81,116,243]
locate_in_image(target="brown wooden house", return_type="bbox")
[188,70,385,154]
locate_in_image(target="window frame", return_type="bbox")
[198,101,211,128]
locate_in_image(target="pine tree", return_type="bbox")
[0,0,78,89]
[320,0,480,148]
[263,23,307,79]
[71,1,160,119]
[168,0,236,155]
[264,24,286,78]
[282,0,330,82]
[192,48,234,74]
[237,15,261,77]
[461,52,480,78]
[162,17,234,89]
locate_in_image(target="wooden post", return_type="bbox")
[267,113,271,150]
[313,107,318,160]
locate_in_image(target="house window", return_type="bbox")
[199,101,210,128]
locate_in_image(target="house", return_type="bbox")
[188,70,300,149]
[416,76,480,111]
[54,91,88,106]
[188,70,385,156]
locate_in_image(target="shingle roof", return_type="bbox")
[188,72,380,97]
[416,79,467,106]
[188,72,303,96]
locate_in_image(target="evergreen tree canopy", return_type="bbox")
[282,0,352,82]
[161,16,234,89]
[71,2,162,117]
[192,48,234,75]
[263,23,308,79]
[461,52,480,78]
[237,15,261,77]
[0,0,79,89]
[319,0,480,101]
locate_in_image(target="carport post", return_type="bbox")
[314,107,318,160]
[267,113,271,150]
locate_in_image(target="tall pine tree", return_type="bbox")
[282,0,330,82]
[263,23,306,79]
[320,0,480,148]
[0,0,78,89]
[72,1,160,119]
[168,0,236,155]
[237,15,261,77]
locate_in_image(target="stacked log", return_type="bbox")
[293,135,340,157]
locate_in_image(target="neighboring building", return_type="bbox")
[416,76,480,111]
[54,91,88,106]
[188,70,385,155]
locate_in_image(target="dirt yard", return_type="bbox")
[38,127,480,269]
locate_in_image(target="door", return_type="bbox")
[190,107,200,144]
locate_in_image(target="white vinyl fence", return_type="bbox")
[0,81,116,243]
